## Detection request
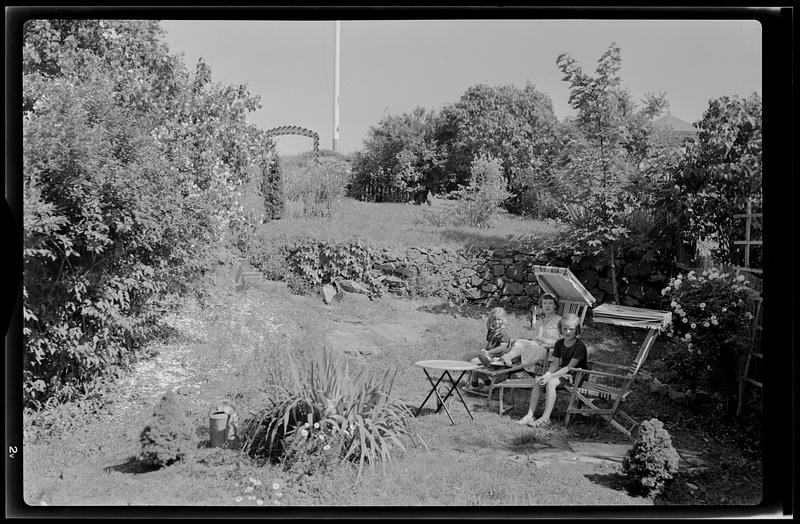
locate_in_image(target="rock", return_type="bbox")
[395,266,416,278]
[686,482,698,491]
[482,284,498,293]
[525,272,538,282]
[668,388,687,403]
[383,275,405,287]
[623,260,651,278]
[589,288,605,304]
[505,264,526,282]
[625,282,645,300]
[503,282,525,296]
[492,264,505,277]
[471,275,484,287]
[465,288,483,300]
[579,269,599,290]
[373,262,395,272]
[321,284,338,304]
[342,291,371,303]
[339,279,370,295]
[524,283,539,296]
[598,277,615,294]
[649,378,670,394]
[621,295,640,307]
[501,258,513,265]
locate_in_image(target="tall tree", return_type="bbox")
[436,83,562,215]
[22,19,272,407]
[658,94,762,266]
[556,43,667,303]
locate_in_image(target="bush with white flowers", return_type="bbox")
[661,269,757,397]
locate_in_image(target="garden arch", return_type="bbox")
[264,125,320,162]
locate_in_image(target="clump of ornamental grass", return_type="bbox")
[241,349,426,479]
[139,389,199,467]
[622,418,681,495]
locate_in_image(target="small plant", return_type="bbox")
[286,239,382,296]
[622,418,681,495]
[139,390,199,467]
[421,155,511,229]
[241,349,425,479]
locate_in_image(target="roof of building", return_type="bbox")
[652,113,700,134]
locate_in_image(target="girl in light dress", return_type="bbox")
[495,293,562,371]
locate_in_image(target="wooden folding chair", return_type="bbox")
[563,304,672,437]
[466,265,595,410]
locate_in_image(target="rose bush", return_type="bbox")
[661,268,757,408]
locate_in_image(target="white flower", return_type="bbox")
[699,303,706,309]
[303,422,310,428]
[690,323,697,329]
[245,486,254,493]
[722,307,728,313]
[300,429,308,437]
[272,481,281,490]
[323,444,331,451]
[670,300,677,307]
[314,422,320,429]
[253,479,262,486]
[711,319,719,326]
[737,275,745,282]
[684,334,692,341]
[703,321,710,328]
[682,317,688,323]
[257,500,264,505]
[235,496,243,502]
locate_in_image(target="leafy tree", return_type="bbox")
[22,19,273,407]
[436,83,562,215]
[348,107,444,202]
[556,43,667,303]
[657,94,762,266]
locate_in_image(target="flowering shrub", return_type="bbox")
[661,268,757,398]
[622,418,680,495]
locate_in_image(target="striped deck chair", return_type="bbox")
[563,304,672,437]
[468,265,595,409]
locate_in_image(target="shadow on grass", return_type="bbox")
[584,471,640,497]
[416,302,483,319]
[103,456,161,474]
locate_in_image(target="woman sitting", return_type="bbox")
[497,293,562,371]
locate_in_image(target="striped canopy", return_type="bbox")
[592,303,673,331]
[531,265,595,306]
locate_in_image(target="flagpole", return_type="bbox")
[333,20,341,153]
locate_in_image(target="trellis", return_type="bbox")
[734,198,763,416]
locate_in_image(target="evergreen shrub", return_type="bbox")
[622,418,681,495]
[139,390,198,467]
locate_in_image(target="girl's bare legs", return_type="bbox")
[530,378,559,426]
[501,346,520,366]
[517,382,542,424]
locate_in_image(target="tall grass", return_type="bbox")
[241,348,425,479]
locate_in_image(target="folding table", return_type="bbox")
[414,360,478,425]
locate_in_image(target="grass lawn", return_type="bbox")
[22,261,763,511]
[253,196,562,250]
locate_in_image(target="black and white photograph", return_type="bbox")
[6,6,794,518]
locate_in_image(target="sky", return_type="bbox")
[160,18,762,156]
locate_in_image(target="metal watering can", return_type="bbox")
[208,401,239,448]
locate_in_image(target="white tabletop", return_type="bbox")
[414,360,479,371]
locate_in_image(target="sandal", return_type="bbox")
[516,413,534,425]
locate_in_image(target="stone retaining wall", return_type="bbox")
[366,245,669,311]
